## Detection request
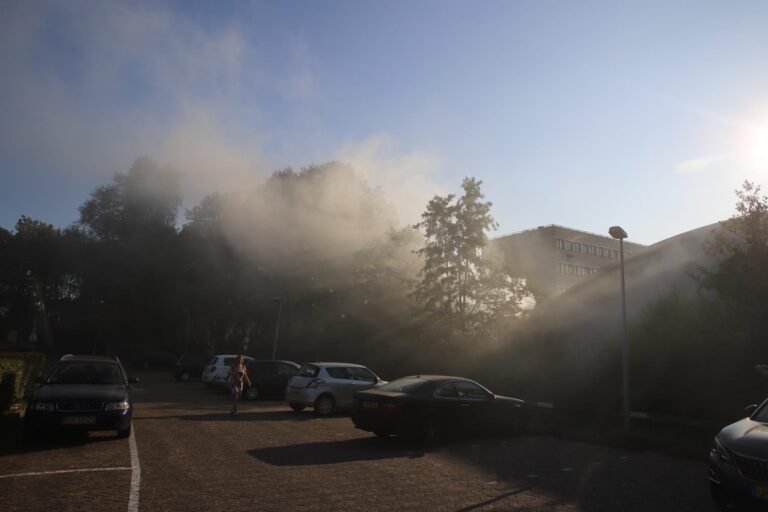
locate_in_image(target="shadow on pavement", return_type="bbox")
[135,409,348,422]
[248,437,429,466]
[0,429,119,457]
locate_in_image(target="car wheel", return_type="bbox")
[419,418,442,446]
[117,425,131,439]
[289,402,305,412]
[314,395,335,415]
[245,386,259,400]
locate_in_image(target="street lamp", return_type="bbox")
[609,225,629,435]
[271,298,283,360]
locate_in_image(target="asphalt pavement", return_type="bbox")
[0,371,722,511]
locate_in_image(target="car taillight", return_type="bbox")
[306,379,324,389]
[382,403,400,413]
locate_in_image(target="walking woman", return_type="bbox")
[227,355,251,416]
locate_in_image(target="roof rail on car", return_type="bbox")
[60,354,74,360]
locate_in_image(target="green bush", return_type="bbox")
[0,352,45,408]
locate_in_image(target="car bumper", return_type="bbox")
[351,410,417,436]
[285,387,319,406]
[709,450,768,503]
[25,409,132,433]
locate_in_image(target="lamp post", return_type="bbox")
[609,225,629,435]
[271,298,283,360]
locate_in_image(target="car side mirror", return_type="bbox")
[128,377,140,384]
[746,404,758,416]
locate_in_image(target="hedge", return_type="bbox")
[0,352,45,410]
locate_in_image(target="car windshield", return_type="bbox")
[48,362,124,385]
[379,378,429,393]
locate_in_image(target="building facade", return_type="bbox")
[486,225,646,297]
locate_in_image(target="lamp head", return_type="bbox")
[609,226,628,240]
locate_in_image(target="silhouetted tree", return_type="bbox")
[698,180,768,337]
[412,177,530,334]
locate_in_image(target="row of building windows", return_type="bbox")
[557,262,599,277]
[555,238,620,259]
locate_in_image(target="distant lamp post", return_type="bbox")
[272,298,283,360]
[609,225,629,435]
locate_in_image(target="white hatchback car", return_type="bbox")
[202,355,254,388]
[285,362,386,415]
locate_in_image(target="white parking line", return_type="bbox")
[0,467,131,479]
[128,425,141,512]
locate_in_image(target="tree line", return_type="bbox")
[0,158,528,374]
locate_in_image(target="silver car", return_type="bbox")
[285,362,386,415]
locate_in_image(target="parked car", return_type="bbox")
[351,375,527,445]
[285,362,386,415]
[243,360,300,400]
[174,353,211,381]
[109,344,175,369]
[202,355,254,388]
[709,399,768,506]
[24,354,138,441]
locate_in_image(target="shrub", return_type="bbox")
[0,352,45,409]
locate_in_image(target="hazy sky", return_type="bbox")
[3,0,768,244]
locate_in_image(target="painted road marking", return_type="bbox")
[128,425,141,512]
[0,467,131,479]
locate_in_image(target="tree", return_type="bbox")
[698,180,768,337]
[412,177,530,334]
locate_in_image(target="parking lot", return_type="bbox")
[0,371,720,511]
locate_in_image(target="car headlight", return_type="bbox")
[33,402,55,411]
[105,401,130,411]
[712,436,732,464]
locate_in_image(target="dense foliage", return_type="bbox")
[0,159,526,376]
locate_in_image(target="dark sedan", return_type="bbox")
[24,354,138,441]
[351,375,526,445]
[244,360,300,400]
[710,399,768,506]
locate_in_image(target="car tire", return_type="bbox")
[117,425,131,439]
[245,386,259,401]
[419,418,442,446]
[314,394,335,415]
[289,402,305,412]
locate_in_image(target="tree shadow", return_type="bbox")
[248,436,429,466]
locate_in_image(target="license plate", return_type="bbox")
[62,416,96,425]
[753,486,768,500]
[362,401,379,409]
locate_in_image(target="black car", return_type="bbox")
[174,353,211,381]
[351,375,527,445]
[24,354,138,440]
[244,360,300,400]
[710,399,768,506]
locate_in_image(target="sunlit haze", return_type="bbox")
[3,1,768,244]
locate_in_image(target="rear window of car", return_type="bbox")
[223,357,237,367]
[380,378,429,393]
[298,364,319,378]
